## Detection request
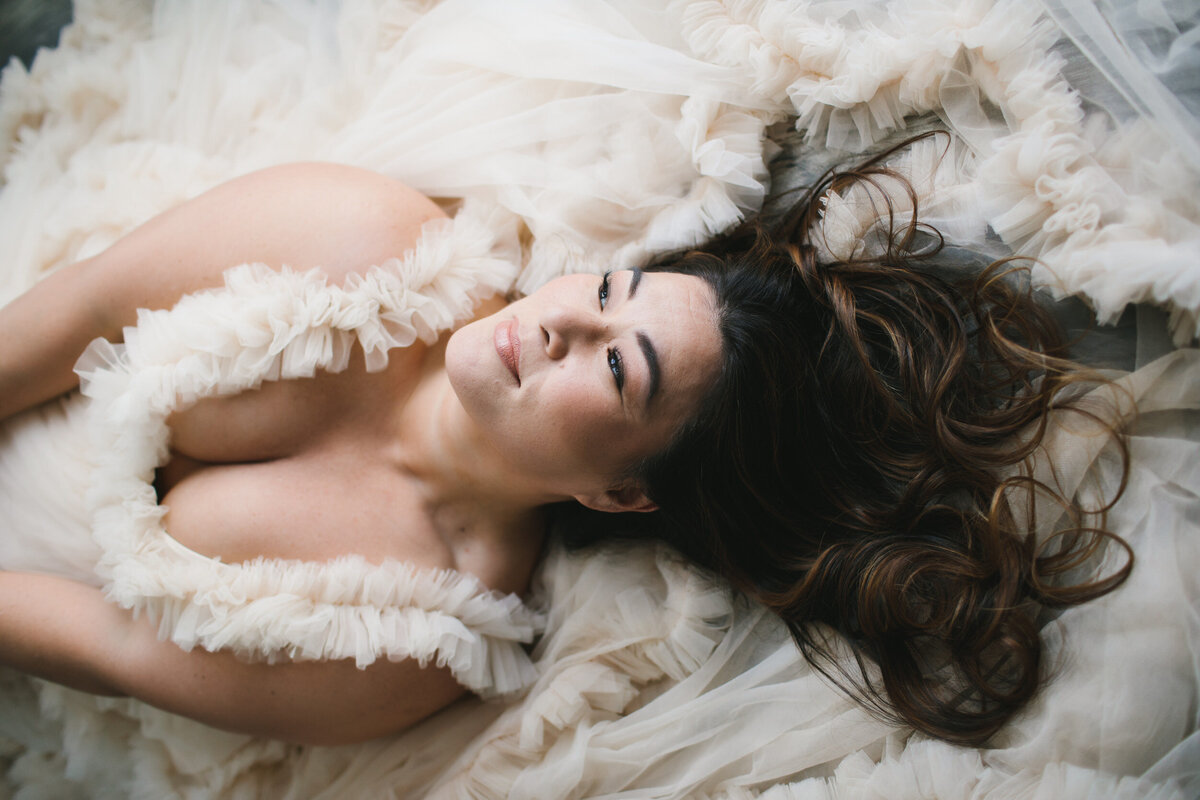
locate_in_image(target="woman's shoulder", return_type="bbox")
[233,162,445,227]
[81,162,450,318]
[183,162,449,285]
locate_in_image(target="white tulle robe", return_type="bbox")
[1,0,1198,798]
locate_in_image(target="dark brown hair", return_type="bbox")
[558,134,1131,745]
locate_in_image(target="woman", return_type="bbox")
[0,146,1134,749]
[0,160,728,744]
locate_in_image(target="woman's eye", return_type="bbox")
[598,271,611,310]
[607,347,624,392]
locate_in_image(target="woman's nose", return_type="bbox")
[541,304,605,359]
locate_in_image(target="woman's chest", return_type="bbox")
[162,344,425,465]
[153,343,455,567]
[150,344,541,594]
[157,444,455,572]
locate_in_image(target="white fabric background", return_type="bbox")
[1,1,1198,797]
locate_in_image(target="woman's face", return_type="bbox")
[446,269,722,509]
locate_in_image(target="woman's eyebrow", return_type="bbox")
[637,331,661,405]
[624,268,660,407]
[627,267,644,298]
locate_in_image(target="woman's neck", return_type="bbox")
[391,362,554,546]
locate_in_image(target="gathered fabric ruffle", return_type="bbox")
[426,543,739,799]
[72,204,540,697]
[713,736,1190,800]
[671,0,1200,344]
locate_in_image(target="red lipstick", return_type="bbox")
[494,318,521,384]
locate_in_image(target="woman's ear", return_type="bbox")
[574,482,658,513]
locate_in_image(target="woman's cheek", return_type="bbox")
[546,375,612,453]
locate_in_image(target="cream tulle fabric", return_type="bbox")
[1,0,1198,798]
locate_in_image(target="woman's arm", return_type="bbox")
[0,571,467,745]
[0,163,446,421]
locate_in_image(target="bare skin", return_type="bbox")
[0,162,722,745]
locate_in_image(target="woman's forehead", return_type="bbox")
[620,269,721,416]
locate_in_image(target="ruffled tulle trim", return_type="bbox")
[712,736,1191,800]
[511,95,772,295]
[672,0,1050,149]
[73,204,541,697]
[430,544,734,797]
[811,133,983,263]
[674,0,1200,343]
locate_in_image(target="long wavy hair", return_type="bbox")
[558,134,1132,745]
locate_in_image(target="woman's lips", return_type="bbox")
[494,318,521,384]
